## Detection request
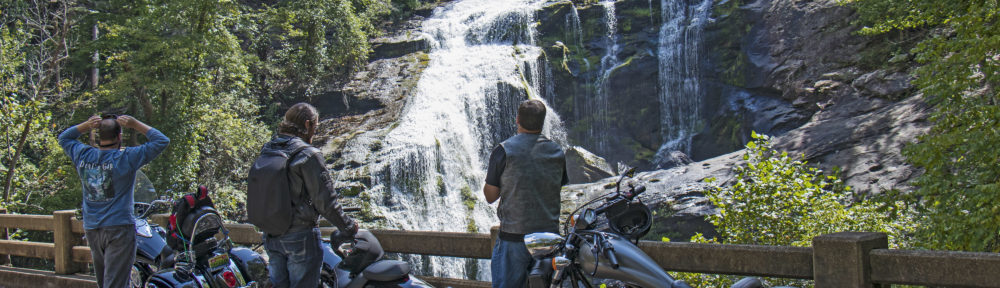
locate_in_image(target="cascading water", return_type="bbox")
[655,0,713,160]
[591,0,621,154]
[333,0,565,280]
[565,5,584,51]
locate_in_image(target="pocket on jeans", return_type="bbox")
[280,238,307,259]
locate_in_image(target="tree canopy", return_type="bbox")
[843,0,1000,251]
[0,0,428,220]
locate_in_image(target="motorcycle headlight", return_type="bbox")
[574,209,597,230]
[524,232,564,258]
[135,219,153,238]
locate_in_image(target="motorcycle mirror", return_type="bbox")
[615,167,637,193]
[624,167,637,178]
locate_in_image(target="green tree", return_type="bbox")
[1,1,81,213]
[88,0,268,202]
[677,133,914,287]
[840,0,1000,251]
[239,0,391,118]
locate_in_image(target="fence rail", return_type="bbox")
[1,210,1000,287]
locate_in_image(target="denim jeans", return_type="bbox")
[265,228,323,288]
[491,238,532,288]
[85,224,136,288]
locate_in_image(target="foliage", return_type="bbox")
[86,0,265,199]
[0,0,430,222]
[1,2,80,214]
[674,133,915,287]
[238,0,390,115]
[840,0,1000,251]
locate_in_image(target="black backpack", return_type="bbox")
[247,143,307,235]
[167,185,215,251]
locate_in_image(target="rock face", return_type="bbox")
[554,0,929,240]
[315,0,930,243]
[565,146,616,184]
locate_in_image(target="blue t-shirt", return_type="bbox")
[58,126,170,229]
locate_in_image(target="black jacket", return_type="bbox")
[266,135,357,235]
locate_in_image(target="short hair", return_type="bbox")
[278,103,319,136]
[517,99,546,131]
[98,118,121,143]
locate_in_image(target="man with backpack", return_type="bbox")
[58,114,170,288]
[248,102,358,288]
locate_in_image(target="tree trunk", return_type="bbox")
[91,23,99,89]
[3,119,33,204]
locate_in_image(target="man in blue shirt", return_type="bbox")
[59,114,169,288]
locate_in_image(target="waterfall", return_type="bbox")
[655,0,713,159]
[333,0,565,280]
[565,4,584,50]
[591,0,621,154]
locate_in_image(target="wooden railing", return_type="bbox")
[1,210,1000,287]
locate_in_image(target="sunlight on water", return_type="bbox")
[333,0,565,280]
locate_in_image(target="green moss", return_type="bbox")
[341,185,364,197]
[466,218,478,233]
[370,140,383,152]
[603,182,617,189]
[706,0,751,87]
[436,175,446,196]
[460,185,476,211]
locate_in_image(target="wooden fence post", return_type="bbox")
[813,232,887,288]
[53,210,79,274]
[0,207,8,265]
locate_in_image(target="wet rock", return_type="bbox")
[566,146,615,184]
[852,70,913,99]
[653,150,693,170]
[370,34,431,60]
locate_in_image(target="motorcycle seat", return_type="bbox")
[362,260,410,282]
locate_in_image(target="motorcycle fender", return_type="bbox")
[322,241,355,288]
[136,222,168,265]
[577,236,675,287]
[229,247,269,286]
[148,269,206,288]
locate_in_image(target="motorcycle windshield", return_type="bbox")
[134,170,157,204]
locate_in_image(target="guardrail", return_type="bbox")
[1,209,1000,287]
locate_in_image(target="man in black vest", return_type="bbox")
[484,99,568,288]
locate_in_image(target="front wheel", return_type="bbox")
[131,263,154,288]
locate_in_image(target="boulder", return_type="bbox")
[653,150,693,170]
[566,146,616,184]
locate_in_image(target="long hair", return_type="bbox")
[278,103,319,136]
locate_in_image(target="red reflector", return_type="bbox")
[223,271,237,288]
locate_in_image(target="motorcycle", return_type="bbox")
[131,172,266,288]
[318,210,433,288]
[130,171,176,287]
[523,168,766,288]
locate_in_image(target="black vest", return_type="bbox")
[498,133,565,234]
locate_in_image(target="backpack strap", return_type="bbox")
[284,142,311,212]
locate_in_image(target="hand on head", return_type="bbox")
[116,115,134,129]
[85,115,102,130]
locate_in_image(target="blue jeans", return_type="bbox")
[491,238,532,288]
[265,228,323,288]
